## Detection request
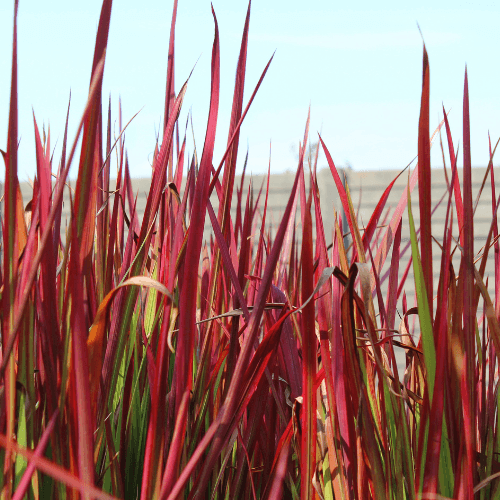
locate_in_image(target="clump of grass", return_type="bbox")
[1,0,500,499]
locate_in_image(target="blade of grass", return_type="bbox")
[11,410,59,500]
[319,136,360,259]
[408,183,435,494]
[423,167,456,496]
[174,0,219,434]
[461,70,476,497]
[417,44,433,319]
[0,433,119,500]
[217,0,251,241]
[2,2,20,495]
[300,192,316,500]
[68,3,113,493]
[31,117,61,449]
[73,0,112,272]
[262,420,293,500]
[68,214,96,498]
[442,105,464,246]
[360,169,405,258]
[163,0,178,141]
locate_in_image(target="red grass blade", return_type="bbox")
[67,4,113,493]
[163,0,178,139]
[417,44,433,319]
[298,113,310,232]
[0,433,119,500]
[95,96,111,303]
[208,50,274,200]
[207,201,249,318]
[68,217,95,496]
[162,0,178,182]
[2,2,20,493]
[159,390,190,497]
[371,165,418,283]
[73,0,112,271]
[262,420,293,500]
[360,169,404,255]
[319,136,360,258]
[174,1,220,409]
[386,219,402,331]
[300,193,316,500]
[217,0,251,239]
[422,172,456,494]
[138,80,187,258]
[11,410,59,500]
[461,68,476,495]
[33,115,61,416]
[371,114,446,287]
[442,105,464,245]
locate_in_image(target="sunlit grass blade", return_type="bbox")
[207,50,275,200]
[217,0,251,239]
[11,410,58,500]
[262,420,293,500]
[0,433,119,500]
[2,2,20,494]
[461,67,476,496]
[95,96,112,304]
[422,167,456,496]
[417,44,433,318]
[52,92,71,251]
[68,218,95,497]
[386,219,402,333]
[300,193,316,500]
[66,3,114,495]
[159,389,190,498]
[163,0,178,148]
[408,184,435,494]
[372,165,418,281]
[361,170,404,256]
[320,136,361,259]
[73,0,112,273]
[442,105,464,245]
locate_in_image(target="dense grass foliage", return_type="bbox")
[2,1,500,498]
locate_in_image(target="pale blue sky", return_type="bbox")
[1,0,499,181]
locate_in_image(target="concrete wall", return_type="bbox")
[18,166,497,304]
[16,166,497,374]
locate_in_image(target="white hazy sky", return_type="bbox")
[0,0,499,181]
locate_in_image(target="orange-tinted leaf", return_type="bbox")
[87,277,172,421]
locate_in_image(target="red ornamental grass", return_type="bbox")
[2,0,500,499]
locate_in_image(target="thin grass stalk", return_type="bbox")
[300,192,316,500]
[1,2,20,495]
[461,68,476,496]
[417,44,433,319]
